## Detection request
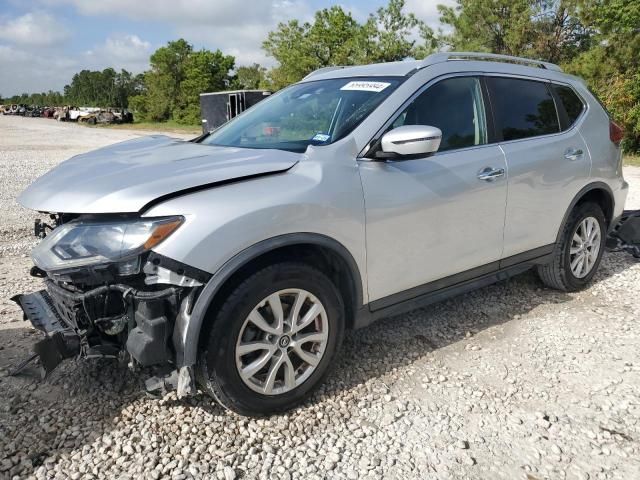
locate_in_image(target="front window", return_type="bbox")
[201,77,403,153]
[390,76,488,152]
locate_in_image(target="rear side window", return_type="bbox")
[553,84,585,127]
[487,77,560,141]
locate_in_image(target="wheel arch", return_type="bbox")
[555,182,615,244]
[177,233,364,368]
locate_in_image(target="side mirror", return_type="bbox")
[380,125,442,157]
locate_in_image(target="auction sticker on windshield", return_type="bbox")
[312,133,331,142]
[340,81,391,92]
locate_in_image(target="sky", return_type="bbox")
[0,0,453,97]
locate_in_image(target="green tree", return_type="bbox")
[438,0,639,151]
[263,1,430,89]
[233,64,268,90]
[143,39,193,121]
[438,0,536,54]
[567,0,640,150]
[62,68,139,107]
[173,49,235,124]
[134,39,235,124]
[366,0,426,62]
[534,1,593,63]
[263,7,367,89]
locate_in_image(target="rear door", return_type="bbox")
[486,76,590,260]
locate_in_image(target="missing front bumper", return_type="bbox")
[13,281,179,369]
[11,288,197,397]
[11,290,81,375]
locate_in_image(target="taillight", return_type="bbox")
[609,120,624,145]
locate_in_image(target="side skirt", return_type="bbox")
[354,245,554,329]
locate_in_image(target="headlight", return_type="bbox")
[32,216,183,272]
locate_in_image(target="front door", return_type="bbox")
[359,76,508,304]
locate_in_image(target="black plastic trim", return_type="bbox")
[499,244,554,268]
[370,261,499,311]
[147,251,212,284]
[180,233,364,367]
[363,262,533,325]
[356,245,554,328]
[479,76,499,144]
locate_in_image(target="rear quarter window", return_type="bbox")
[553,84,585,128]
[487,77,560,141]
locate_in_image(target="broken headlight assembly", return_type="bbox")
[12,214,208,388]
[31,216,184,273]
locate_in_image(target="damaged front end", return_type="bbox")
[12,214,210,397]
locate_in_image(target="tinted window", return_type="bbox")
[488,77,560,141]
[392,77,487,152]
[553,84,585,127]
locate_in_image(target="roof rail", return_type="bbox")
[422,52,563,72]
[302,66,346,80]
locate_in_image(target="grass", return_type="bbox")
[92,120,201,135]
[624,154,640,167]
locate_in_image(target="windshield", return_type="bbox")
[201,77,403,153]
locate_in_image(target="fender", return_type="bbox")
[554,181,615,244]
[175,233,364,368]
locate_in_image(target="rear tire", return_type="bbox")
[196,262,345,416]
[537,202,606,291]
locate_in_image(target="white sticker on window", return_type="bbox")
[312,133,331,142]
[340,81,391,93]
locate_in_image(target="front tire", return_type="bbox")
[537,202,606,291]
[197,262,345,416]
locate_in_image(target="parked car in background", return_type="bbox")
[78,109,134,125]
[116,109,134,124]
[14,52,628,416]
[2,104,16,115]
[53,107,67,121]
[66,106,98,122]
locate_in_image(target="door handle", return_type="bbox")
[564,148,584,161]
[477,167,505,181]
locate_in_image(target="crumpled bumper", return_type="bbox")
[607,209,640,258]
[11,290,80,375]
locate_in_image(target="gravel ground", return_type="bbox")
[1,115,640,480]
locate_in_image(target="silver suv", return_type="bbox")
[15,52,628,415]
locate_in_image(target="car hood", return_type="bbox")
[18,135,300,214]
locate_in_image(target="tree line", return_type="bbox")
[1,68,144,112]
[1,0,638,150]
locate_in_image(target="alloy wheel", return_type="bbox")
[569,216,601,278]
[235,289,329,395]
